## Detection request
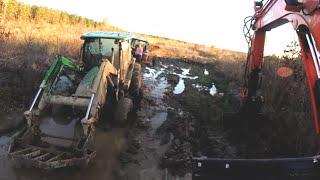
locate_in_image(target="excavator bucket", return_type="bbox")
[193,104,320,179]
[192,155,320,180]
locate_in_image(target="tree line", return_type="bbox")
[0,0,101,27]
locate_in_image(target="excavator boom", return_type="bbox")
[245,0,320,133]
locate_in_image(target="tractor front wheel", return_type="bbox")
[114,97,133,126]
[130,63,142,96]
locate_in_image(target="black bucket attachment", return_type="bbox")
[192,98,320,179]
[193,155,320,180]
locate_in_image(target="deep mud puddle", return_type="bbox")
[120,62,192,179]
[0,136,14,180]
[150,112,168,132]
[119,60,226,179]
[0,128,127,180]
[144,62,217,96]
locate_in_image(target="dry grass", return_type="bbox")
[0,20,112,112]
[135,33,246,61]
[260,56,319,156]
[214,51,320,156]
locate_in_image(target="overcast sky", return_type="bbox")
[18,0,297,54]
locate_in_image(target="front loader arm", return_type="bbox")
[28,55,78,113]
[244,0,320,133]
[42,55,78,88]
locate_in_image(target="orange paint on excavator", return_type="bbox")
[244,0,320,133]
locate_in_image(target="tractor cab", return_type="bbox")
[80,32,134,71]
[131,38,149,62]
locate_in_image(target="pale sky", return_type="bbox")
[18,0,298,54]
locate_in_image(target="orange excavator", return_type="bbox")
[193,0,320,179]
[244,0,320,133]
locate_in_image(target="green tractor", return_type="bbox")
[8,32,142,169]
[131,37,149,62]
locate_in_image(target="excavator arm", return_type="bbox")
[244,0,320,133]
[193,1,320,179]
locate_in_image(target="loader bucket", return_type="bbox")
[9,138,96,169]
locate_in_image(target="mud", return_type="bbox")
[118,59,233,178]
[37,105,85,147]
[39,116,79,147]
[0,128,126,180]
[0,63,43,133]
[1,57,319,179]
[120,63,192,179]
[0,111,24,134]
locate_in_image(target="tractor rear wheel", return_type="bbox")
[130,63,142,96]
[114,97,133,126]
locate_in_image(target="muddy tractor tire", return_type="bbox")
[130,63,142,96]
[114,97,133,126]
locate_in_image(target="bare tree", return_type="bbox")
[283,40,300,60]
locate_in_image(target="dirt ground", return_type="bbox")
[117,58,240,179]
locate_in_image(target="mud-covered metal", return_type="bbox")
[9,140,96,169]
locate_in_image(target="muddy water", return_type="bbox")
[119,65,170,180]
[192,83,217,96]
[204,69,209,75]
[173,79,185,94]
[0,111,24,133]
[0,105,126,180]
[143,66,168,104]
[121,64,192,180]
[39,116,79,147]
[172,68,198,95]
[150,112,168,132]
[0,136,14,179]
[0,127,126,180]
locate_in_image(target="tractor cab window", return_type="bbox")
[83,38,118,69]
[85,38,100,55]
[101,39,117,57]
